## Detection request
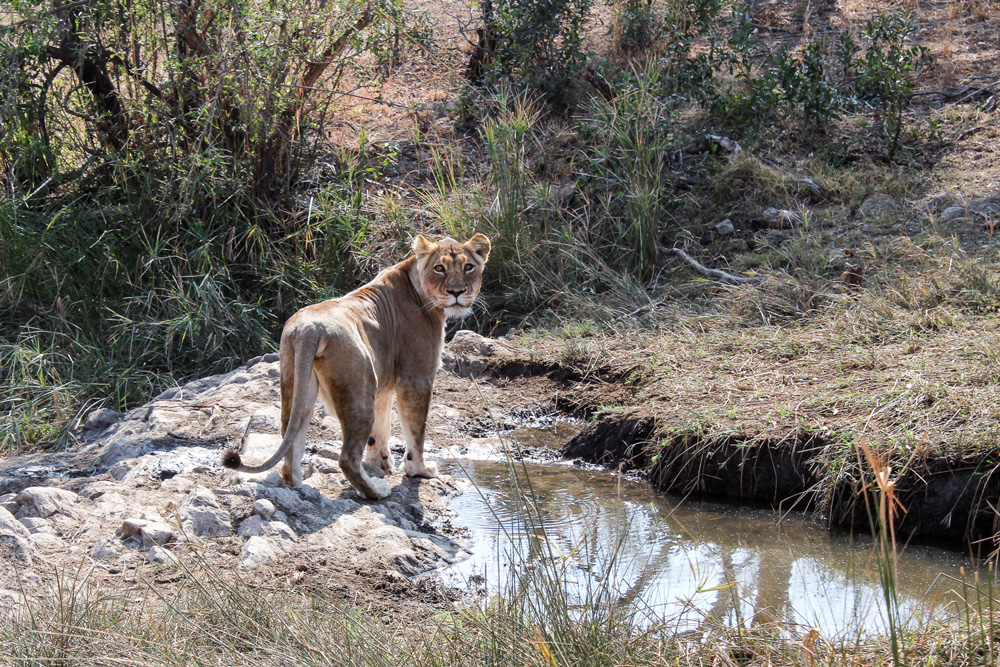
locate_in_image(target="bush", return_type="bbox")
[469,0,594,109]
[0,0,410,451]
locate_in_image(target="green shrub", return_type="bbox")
[472,0,594,109]
[847,13,933,159]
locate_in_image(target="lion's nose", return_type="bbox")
[447,289,466,298]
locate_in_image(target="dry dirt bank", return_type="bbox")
[0,332,563,616]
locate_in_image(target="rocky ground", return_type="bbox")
[0,331,566,617]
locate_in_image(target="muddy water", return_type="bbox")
[439,425,983,637]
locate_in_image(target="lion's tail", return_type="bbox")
[220,327,318,474]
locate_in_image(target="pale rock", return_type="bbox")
[926,193,961,213]
[858,192,899,219]
[160,477,195,494]
[91,492,129,517]
[31,532,65,551]
[18,517,54,535]
[252,499,276,521]
[706,134,741,154]
[178,486,232,538]
[50,513,81,536]
[98,441,146,473]
[240,536,278,569]
[0,493,17,513]
[147,545,180,567]
[0,507,35,561]
[793,177,823,197]
[311,456,340,474]
[369,524,408,544]
[761,207,803,227]
[389,548,421,575]
[15,487,79,519]
[335,514,366,534]
[313,445,342,461]
[118,518,174,547]
[238,516,296,550]
[77,481,122,500]
[449,330,499,356]
[107,459,138,481]
[91,539,118,560]
[715,218,735,235]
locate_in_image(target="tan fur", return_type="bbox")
[221,234,491,499]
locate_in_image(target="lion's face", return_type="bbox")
[413,234,491,319]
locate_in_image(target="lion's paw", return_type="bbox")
[403,458,438,479]
[366,476,392,499]
[363,449,395,472]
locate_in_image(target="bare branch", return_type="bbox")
[663,247,766,285]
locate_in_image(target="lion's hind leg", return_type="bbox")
[315,358,391,500]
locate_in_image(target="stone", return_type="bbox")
[77,481,122,500]
[147,546,180,567]
[715,219,735,235]
[793,177,823,197]
[17,517,54,535]
[0,507,35,561]
[449,330,499,357]
[97,441,147,473]
[31,533,65,551]
[311,456,340,473]
[81,408,122,434]
[0,493,17,513]
[940,205,968,222]
[178,486,232,539]
[240,536,278,569]
[107,459,138,481]
[15,487,79,519]
[706,134,741,154]
[91,492,129,517]
[118,518,174,547]
[858,192,899,219]
[926,193,961,213]
[160,477,195,494]
[237,515,266,538]
[91,539,118,560]
[761,207,803,227]
[252,499,276,521]
[140,523,175,547]
[237,516,296,550]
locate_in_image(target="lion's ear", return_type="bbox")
[465,233,491,263]
[412,234,436,257]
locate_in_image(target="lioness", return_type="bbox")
[221,234,491,499]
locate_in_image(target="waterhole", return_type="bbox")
[439,423,982,637]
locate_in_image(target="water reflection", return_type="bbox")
[440,453,979,637]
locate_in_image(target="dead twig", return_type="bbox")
[663,247,766,286]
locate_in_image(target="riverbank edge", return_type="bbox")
[470,351,1000,553]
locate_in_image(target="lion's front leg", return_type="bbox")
[396,382,438,478]
[363,392,395,472]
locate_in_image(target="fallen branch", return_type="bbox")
[663,247,765,285]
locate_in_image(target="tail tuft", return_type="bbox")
[220,449,243,469]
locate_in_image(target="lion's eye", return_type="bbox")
[464,263,475,272]
[434,264,445,274]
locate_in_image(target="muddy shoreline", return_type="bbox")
[446,333,1000,554]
